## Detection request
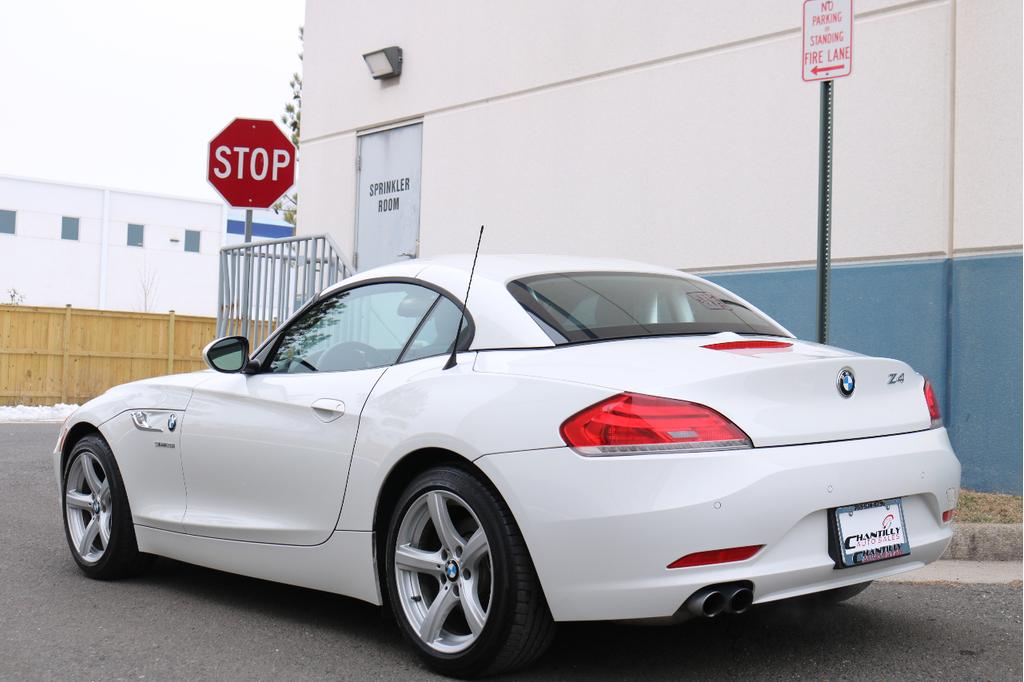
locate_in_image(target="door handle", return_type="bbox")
[397,252,417,259]
[311,398,346,423]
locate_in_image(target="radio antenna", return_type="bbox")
[443,225,484,370]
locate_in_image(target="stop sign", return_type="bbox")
[207,118,296,208]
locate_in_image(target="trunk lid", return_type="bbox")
[474,334,932,447]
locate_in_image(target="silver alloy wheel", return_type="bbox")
[64,451,112,564]
[394,490,493,654]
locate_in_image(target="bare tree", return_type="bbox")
[139,267,159,312]
[5,288,25,305]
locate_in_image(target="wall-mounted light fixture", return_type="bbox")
[362,46,403,80]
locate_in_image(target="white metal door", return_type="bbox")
[178,369,383,545]
[356,123,422,271]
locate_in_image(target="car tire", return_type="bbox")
[808,581,873,605]
[61,434,153,579]
[385,465,555,678]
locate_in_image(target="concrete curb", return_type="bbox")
[882,560,1023,584]
[941,523,1022,561]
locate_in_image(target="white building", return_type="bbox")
[0,176,293,317]
[297,0,1023,493]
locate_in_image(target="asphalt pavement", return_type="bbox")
[2,422,1020,681]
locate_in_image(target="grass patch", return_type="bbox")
[956,490,1023,524]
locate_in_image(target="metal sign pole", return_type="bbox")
[816,79,834,344]
[207,117,296,341]
[241,208,253,337]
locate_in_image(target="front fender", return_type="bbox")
[52,371,213,486]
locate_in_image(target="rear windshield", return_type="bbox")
[508,272,788,344]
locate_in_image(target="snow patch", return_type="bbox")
[0,403,79,422]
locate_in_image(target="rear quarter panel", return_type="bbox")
[335,353,615,530]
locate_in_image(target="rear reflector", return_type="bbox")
[560,392,752,456]
[923,379,942,427]
[942,509,955,524]
[702,340,793,351]
[668,545,764,569]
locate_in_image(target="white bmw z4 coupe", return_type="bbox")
[54,255,961,677]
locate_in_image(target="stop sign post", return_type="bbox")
[208,118,296,339]
[207,118,296,241]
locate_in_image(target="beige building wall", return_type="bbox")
[298,0,1022,271]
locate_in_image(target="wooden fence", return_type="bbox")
[0,304,217,406]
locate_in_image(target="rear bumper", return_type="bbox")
[476,428,960,622]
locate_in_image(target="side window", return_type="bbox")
[61,216,80,240]
[267,282,438,373]
[0,209,15,234]
[401,296,468,363]
[184,230,201,253]
[127,223,144,247]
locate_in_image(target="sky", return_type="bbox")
[0,0,305,201]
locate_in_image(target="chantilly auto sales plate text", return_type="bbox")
[834,498,912,568]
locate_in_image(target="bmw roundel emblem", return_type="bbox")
[445,559,460,581]
[167,413,177,432]
[837,368,855,398]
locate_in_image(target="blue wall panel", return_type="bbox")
[949,254,1022,494]
[226,220,295,239]
[829,260,949,418]
[706,255,1023,495]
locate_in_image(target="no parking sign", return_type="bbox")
[803,0,853,81]
[802,0,853,344]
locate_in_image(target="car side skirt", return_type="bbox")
[134,526,382,605]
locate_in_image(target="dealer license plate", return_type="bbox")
[832,498,911,568]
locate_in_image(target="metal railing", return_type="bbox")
[217,234,354,346]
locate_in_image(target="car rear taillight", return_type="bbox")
[941,509,955,524]
[923,379,941,428]
[668,544,763,569]
[559,392,752,456]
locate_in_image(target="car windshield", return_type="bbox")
[508,272,788,344]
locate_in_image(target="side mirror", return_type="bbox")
[203,336,253,374]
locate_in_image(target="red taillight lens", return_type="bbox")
[560,392,751,456]
[942,509,955,524]
[668,544,763,569]
[702,340,793,351]
[923,379,941,427]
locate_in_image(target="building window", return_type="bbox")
[184,229,201,253]
[127,223,144,247]
[62,216,80,241]
[0,209,14,234]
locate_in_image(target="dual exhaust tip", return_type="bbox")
[685,583,754,618]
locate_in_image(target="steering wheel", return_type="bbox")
[318,341,377,371]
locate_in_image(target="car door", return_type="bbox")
[179,281,439,545]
